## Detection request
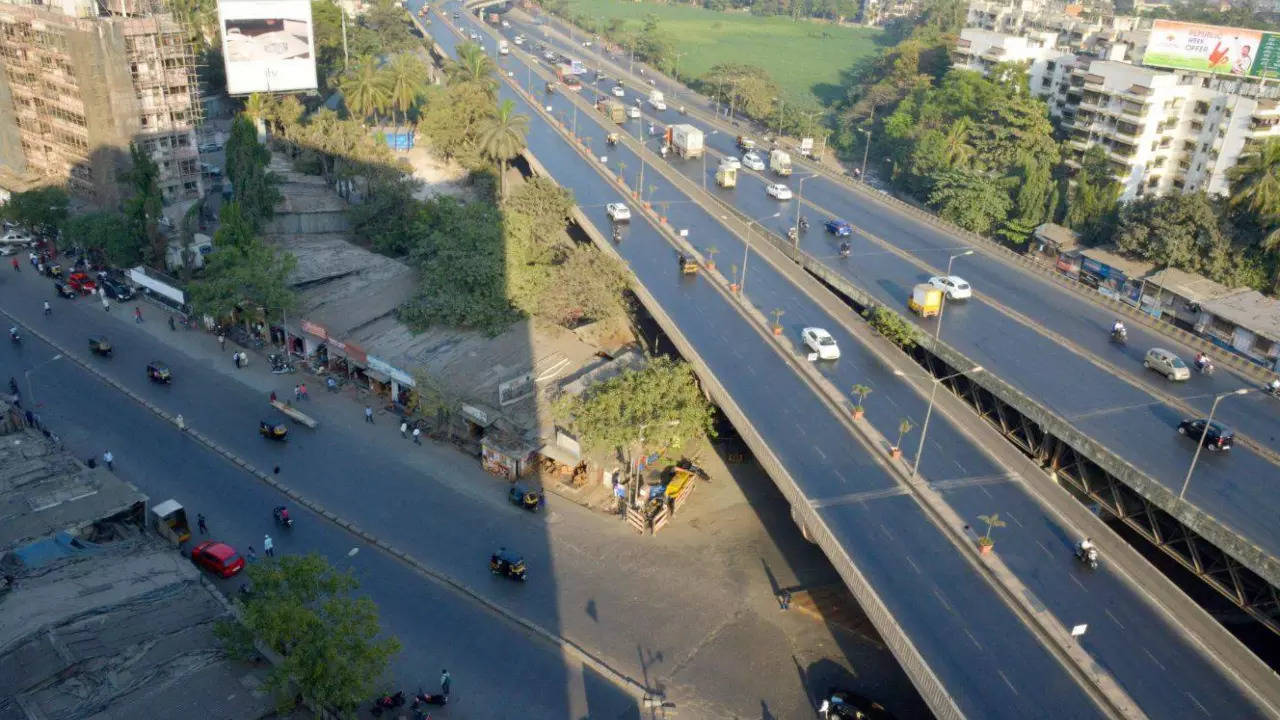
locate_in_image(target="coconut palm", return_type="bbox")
[477,99,529,198]
[338,59,391,124]
[1228,137,1280,223]
[940,117,975,170]
[385,53,428,130]
[446,42,498,95]
[243,93,273,124]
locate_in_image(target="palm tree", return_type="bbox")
[477,99,529,198]
[446,42,498,96]
[338,59,391,124]
[1227,137,1280,222]
[940,117,975,170]
[385,53,428,131]
[243,93,273,124]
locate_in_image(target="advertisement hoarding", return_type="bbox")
[218,0,318,95]
[1143,19,1280,78]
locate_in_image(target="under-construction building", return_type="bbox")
[0,0,203,209]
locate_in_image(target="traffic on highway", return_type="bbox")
[421,3,1276,717]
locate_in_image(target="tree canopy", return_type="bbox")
[555,356,715,462]
[216,554,400,716]
[0,185,69,239]
[225,114,282,231]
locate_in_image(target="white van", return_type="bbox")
[1144,347,1190,381]
[499,40,509,55]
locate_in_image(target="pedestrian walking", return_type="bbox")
[176,414,186,431]
[168,315,176,331]
[400,421,408,438]
[778,589,791,611]
[270,390,277,403]
[101,297,110,312]
[218,333,225,351]
[412,426,422,445]
[134,306,143,323]
[440,669,450,696]
[24,409,34,427]
[11,257,19,272]
[197,513,207,534]
[246,546,257,562]
[43,301,50,316]
[103,450,114,471]
[263,534,274,557]
[365,406,374,424]
[29,251,37,268]
[294,384,301,400]
[299,383,308,399]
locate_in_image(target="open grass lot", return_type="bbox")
[560,0,887,107]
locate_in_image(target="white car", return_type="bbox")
[612,86,625,98]
[765,183,793,200]
[513,35,524,45]
[928,275,972,300]
[0,230,34,245]
[722,156,741,170]
[742,152,765,171]
[627,106,641,119]
[802,327,840,360]
[606,202,631,222]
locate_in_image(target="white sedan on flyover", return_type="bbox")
[612,85,625,97]
[802,327,840,360]
[765,183,793,200]
[606,202,631,222]
[928,275,973,300]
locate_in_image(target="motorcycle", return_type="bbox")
[612,227,622,243]
[839,243,851,258]
[371,691,405,716]
[268,354,295,374]
[798,216,809,232]
[1110,327,1127,345]
[1266,383,1280,399]
[1195,359,1215,375]
[273,505,293,528]
[413,689,448,707]
[9,328,20,344]
[1075,545,1099,570]
[786,227,799,243]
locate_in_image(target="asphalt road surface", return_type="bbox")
[507,8,1280,567]
[418,5,1273,718]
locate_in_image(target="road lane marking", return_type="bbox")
[1034,540,1056,561]
[1143,647,1167,671]
[1069,574,1088,593]
[1004,511,1023,528]
[963,628,983,650]
[813,445,827,459]
[904,554,922,575]
[1104,608,1125,630]
[807,487,909,508]
[997,669,1019,695]
[1186,692,1210,716]
[932,587,954,614]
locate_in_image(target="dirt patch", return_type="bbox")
[402,145,474,202]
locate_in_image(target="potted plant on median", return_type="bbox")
[729,263,740,293]
[891,418,914,458]
[850,384,871,420]
[771,308,785,336]
[705,246,719,271]
[976,513,1006,555]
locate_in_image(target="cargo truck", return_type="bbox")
[770,149,792,176]
[152,499,191,546]
[648,90,666,110]
[665,123,704,159]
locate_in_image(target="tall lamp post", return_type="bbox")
[934,250,974,343]
[859,128,872,181]
[792,175,814,246]
[739,211,782,295]
[25,353,63,409]
[911,366,983,479]
[1179,388,1250,500]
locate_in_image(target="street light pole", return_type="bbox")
[24,353,63,409]
[934,250,974,343]
[1179,389,1250,500]
[911,367,983,479]
[793,175,812,247]
[860,128,871,181]
[740,211,781,295]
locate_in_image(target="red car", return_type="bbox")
[190,541,245,577]
[67,271,97,294]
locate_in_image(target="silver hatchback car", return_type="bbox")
[1144,347,1190,381]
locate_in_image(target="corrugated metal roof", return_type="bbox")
[1201,289,1280,343]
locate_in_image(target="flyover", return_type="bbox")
[495,7,1280,636]
[422,2,1280,717]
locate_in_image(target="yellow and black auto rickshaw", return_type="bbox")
[88,336,112,357]
[259,420,288,441]
[147,361,172,383]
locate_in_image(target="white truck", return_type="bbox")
[666,123,704,159]
[770,149,793,176]
[799,137,814,157]
[648,89,666,111]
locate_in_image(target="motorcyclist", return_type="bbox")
[787,227,798,242]
[1078,537,1095,555]
[839,241,851,257]
[8,326,18,341]
[1269,377,1280,396]
[1111,319,1125,336]
[798,216,809,231]
[1195,352,1211,372]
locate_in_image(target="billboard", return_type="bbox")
[1143,19,1280,78]
[218,0,318,95]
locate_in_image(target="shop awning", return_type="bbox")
[537,441,581,467]
[365,368,391,383]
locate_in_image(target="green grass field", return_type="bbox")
[559,0,887,108]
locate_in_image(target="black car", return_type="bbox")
[1178,418,1234,451]
[99,276,134,301]
[818,688,894,720]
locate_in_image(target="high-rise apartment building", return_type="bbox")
[0,0,202,209]
[956,1,1280,200]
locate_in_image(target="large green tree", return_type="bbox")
[701,63,781,121]
[1065,145,1121,245]
[477,99,529,198]
[554,356,715,465]
[927,169,1012,235]
[63,211,139,267]
[0,185,69,240]
[417,82,496,169]
[338,57,392,123]
[189,227,296,319]
[120,143,165,264]
[445,42,498,96]
[216,554,400,716]
[385,53,429,129]
[224,114,281,231]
